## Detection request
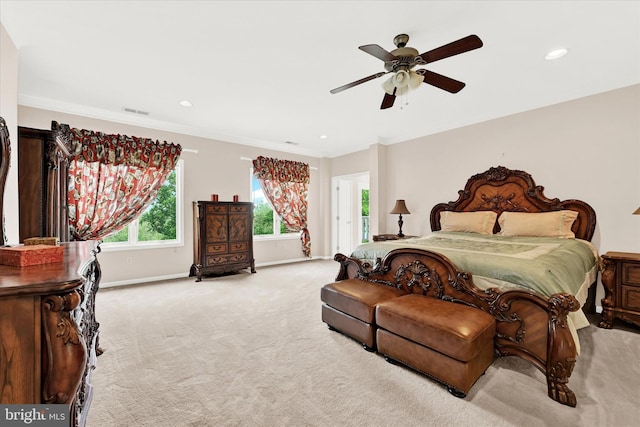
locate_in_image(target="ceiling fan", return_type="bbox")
[330,34,483,109]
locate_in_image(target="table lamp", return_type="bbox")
[390,199,410,237]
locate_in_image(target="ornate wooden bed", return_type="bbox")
[333,166,598,407]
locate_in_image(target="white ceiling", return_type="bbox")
[1,1,639,158]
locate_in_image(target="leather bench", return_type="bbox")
[375,294,496,397]
[321,278,406,350]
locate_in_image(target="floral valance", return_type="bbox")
[252,156,310,184]
[67,127,182,169]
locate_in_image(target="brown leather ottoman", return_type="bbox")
[321,279,406,350]
[376,294,496,397]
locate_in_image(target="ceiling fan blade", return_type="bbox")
[417,69,466,93]
[419,35,483,64]
[330,72,388,94]
[359,44,398,62]
[380,88,396,109]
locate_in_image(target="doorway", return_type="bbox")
[331,172,370,255]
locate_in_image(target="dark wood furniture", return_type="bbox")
[599,251,640,329]
[190,201,256,281]
[333,166,597,407]
[17,122,73,243]
[0,241,101,427]
[373,234,417,241]
[0,117,10,245]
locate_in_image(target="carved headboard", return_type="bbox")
[430,166,597,241]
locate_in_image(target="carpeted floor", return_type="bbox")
[87,259,640,426]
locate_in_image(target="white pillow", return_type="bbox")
[497,210,578,238]
[439,211,497,235]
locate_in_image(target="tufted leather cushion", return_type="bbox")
[376,295,495,362]
[321,279,406,323]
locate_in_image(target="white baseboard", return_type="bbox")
[100,256,332,288]
[101,272,189,288]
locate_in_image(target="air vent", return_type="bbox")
[123,107,149,116]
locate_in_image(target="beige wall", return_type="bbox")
[17,107,326,284]
[0,23,20,244]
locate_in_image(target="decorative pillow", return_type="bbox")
[439,211,498,235]
[497,210,579,238]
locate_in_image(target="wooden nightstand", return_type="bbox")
[372,234,417,242]
[599,252,640,329]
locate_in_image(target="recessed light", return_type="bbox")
[320,135,328,139]
[179,100,193,107]
[545,48,568,60]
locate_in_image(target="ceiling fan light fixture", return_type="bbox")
[382,70,424,95]
[382,75,397,95]
[408,70,425,89]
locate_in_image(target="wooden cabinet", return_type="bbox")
[17,124,72,242]
[190,201,256,281]
[599,251,640,329]
[0,241,101,427]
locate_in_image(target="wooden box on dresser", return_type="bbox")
[599,251,640,329]
[0,241,101,427]
[190,201,256,282]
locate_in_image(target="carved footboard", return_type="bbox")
[334,248,580,407]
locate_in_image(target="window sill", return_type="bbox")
[253,233,300,241]
[100,241,184,252]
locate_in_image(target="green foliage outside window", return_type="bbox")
[253,200,294,235]
[361,189,369,216]
[253,201,274,235]
[139,171,177,240]
[103,170,177,243]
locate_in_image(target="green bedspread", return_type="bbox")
[351,231,598,299]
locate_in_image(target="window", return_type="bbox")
[102,160,183,248]
[251,173,296,237]
[361,188,370,243]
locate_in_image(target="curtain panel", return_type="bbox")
[66,128,181,240]
[252,156,311,257]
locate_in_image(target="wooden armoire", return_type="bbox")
[190,200,256,281]
[17,122,72,242]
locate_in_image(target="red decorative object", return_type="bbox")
[0,244,64,266]
[211,194,219,201]
[233,195,239,202]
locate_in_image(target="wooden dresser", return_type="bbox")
[190,201,256,281]
[0,241,101,427]
[599,251,640,329]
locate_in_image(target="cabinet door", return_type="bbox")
[205,212,228,243]
[229,204,250,242]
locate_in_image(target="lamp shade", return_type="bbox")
[634,207,640,215]
[390,199,410,215]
